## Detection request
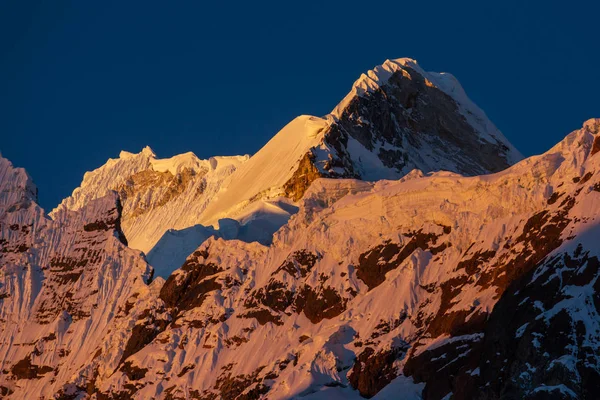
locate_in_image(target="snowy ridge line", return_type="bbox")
[331,58,521,163]
[47,58,523,280]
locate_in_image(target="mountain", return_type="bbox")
[52,58,522,278]
[88,118,599,400]
[1,60,598,400]
[49,147,251,277]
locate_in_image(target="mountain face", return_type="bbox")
[50,148,251,277]
[0,59,598,400]
[315,58,521,181]
[52,59,521,278]
[0,154,156,399]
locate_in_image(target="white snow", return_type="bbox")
[48,58,525,280]
[1,116,599,398]
[198,115,329,225]
[531,384,578,398]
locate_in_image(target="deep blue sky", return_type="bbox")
[1,1,598,210]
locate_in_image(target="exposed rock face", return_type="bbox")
[356,228,451,290]
[349,344,410,398]
[592,136,600,156]
[283,153,324,202]
[10,355,54,380]
[159,250,223,312]
[117,167,202,219]
[328,60,518,174]
[474,240,600,400]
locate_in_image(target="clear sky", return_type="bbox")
[1,1,598,210]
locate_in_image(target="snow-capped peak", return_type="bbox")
[331,58,522,164]
[50,58,523,280]
[331,59,414,116]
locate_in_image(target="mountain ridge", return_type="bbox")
[51,58,522,278]
[0,118,598,399]
[2,58,597,400]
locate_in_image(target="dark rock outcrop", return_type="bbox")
[349,344,409,398]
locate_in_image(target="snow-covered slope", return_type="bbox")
[53,59,522,278]
[1,119,593,399]
[197,115,328,225]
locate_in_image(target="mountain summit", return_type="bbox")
[52,58,522,277]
